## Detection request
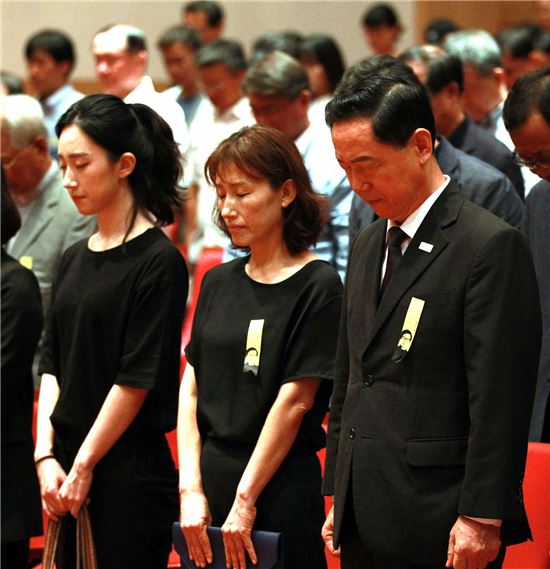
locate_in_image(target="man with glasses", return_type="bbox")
[445,29,542,196]
[504,68,550,442]
[243,50,353,281]
[0,95,95,383]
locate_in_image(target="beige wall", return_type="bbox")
[1,1,416,87]
[3,1,538,91]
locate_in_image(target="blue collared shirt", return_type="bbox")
[40,84,84,159]
[295,121,353,282]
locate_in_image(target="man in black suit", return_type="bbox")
[504,68,550,442]
[321,73,541,569]
[399,45,524,199]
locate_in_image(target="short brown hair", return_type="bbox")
[205,125,328,254]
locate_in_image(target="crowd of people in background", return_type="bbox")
[1,1,549,568]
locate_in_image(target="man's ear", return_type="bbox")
[446,81,461,100]
[134,50,148,70]
[299,89,312,107]
[118,152,137,179]
[280,179,297,208]
[33,135,50,155]
[493,66,506,85]
[58,60,72,81]
[411,128,433,164]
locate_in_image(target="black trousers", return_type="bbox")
[340,480,506,569]
[1,540,29,569]
[341,516,506,569]
[54,435,178,569]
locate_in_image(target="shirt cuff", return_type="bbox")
[464,516,502,527]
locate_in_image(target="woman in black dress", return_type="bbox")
[177,125,342,569]
[34,94,188,569]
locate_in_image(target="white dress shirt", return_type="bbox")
[125,76,189,153]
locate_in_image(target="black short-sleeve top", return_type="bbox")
[186,257,343,453]
[41,228,188,443]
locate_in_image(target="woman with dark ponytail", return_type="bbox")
[34,94,189,569]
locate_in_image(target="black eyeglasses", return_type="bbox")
[513,150,550,171]
[1,143,34,171]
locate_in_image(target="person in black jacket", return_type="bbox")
[322,68,540,569]
[1,174,43,569]
[504,68,550,442]
[399,45,525,199]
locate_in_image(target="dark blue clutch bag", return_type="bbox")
[172,522,284,569]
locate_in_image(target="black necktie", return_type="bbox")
[381,226,407,296]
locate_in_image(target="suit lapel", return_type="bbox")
[362,220,386,331]
[362,183,464,354]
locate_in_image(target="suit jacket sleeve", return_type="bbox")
[1,259,43,443]
[323,237,354,495]
[481,175,523,230]
[459,227,541,521]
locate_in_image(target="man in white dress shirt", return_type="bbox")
[92,24,189,154]
[184,39,254,261]
[244,51,353,280]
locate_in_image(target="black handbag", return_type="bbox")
[172,522,284,569]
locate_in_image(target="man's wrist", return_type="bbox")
[462,515,502,527]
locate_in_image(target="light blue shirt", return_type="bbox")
[40,84,84,159]
[295,121,353,281]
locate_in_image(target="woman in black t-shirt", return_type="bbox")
[34,94,188,569]
[177,125,342,569]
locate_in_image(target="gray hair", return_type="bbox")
[195,38,246,73]
[0,94,47,149]
[243,50,310,101]
[444,29,502,76]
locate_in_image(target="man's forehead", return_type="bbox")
[249,93,289,107]
[185,10,208,29]
[462,63,489,83]
[331,117,394,159]
[28,48,56,62]
[512,111,550,148]
[200,62,230,76]
[332,117,375,141]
